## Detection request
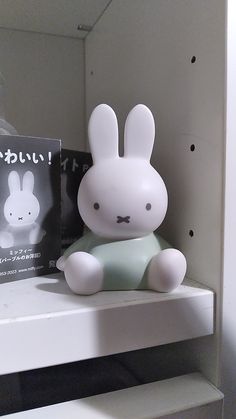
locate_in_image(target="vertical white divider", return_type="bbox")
[221,1,236,418]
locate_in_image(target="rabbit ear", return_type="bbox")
[88,104,119,164]
[124,104,155,161]
[8,171,20,194]
[23,171,34,192]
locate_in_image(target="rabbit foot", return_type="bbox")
[64,252,103,295]
[0,231,14,248]
[29,227,46,244]
[147,249,187,292]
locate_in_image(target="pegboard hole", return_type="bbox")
[191,56,196,63]
[190,144,195,151]
[189,229,194,237]
[90,70,94,76]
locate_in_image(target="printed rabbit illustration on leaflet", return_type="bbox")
[57,104,187,295]
[0,171,45,248]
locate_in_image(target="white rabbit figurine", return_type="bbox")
[57,104,187,295]
[0,170,46,248]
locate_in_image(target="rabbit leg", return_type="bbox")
[0,231,14,248]
[147,249,187,292]
[29,226,46,244]
[64,251,103,295]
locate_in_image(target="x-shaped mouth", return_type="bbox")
[117,216,130,224]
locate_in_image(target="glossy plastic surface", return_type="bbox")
[58,105,186,294]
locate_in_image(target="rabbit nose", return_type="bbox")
[117,216,130,224]
[18,217,23,220]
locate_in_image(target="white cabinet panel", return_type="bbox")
[0,0,111,39]
[0,29,85,149]
[2,373,223,419]
[0,274,213,374]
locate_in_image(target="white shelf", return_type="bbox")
[0,274,214,375]
[2,373,223,418]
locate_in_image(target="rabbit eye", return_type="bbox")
[10,212,12,216]
[146,203,152,211]
[93,203,100,210]
[28,212,31,215]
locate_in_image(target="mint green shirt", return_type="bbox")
[64,231,169,290]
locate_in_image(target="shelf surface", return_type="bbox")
[2,373,223,418]
[0,273,214,374]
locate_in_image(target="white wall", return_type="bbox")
[85,0,225,390]
[0,28,85,150]
[221,1,236,418]
[86,0,225,292]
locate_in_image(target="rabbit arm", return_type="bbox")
[59,231,114,272]
[27,223,44,243]
[29,224,46,244]
[63,232,170,263]
[154,233,171,249]
[56,232,95,272]
[62,231,95,260]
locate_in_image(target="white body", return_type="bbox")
[0,171,45,248]
[58,104,186,295]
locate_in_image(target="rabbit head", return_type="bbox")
[4,171,40,227]
[78,104,168,239]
